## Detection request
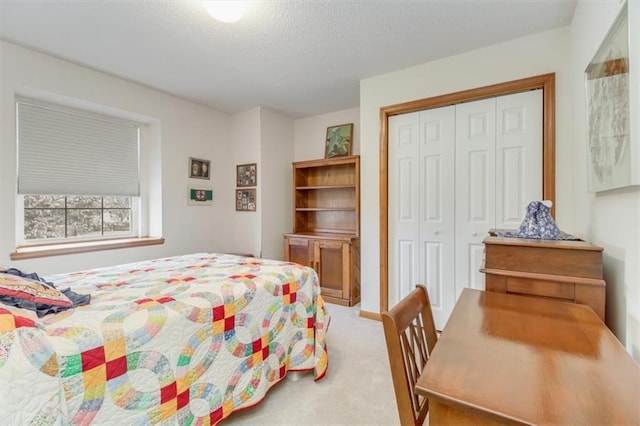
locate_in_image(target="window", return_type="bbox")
[23,195,135,242]
[16,97,141,245]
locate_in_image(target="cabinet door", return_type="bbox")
[284,237,312,267]
[314,240,350,302]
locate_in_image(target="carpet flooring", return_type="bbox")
[223,302,399,425]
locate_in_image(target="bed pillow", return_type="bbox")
[0,272,72,307]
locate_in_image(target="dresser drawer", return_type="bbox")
[506,277,575,301]
[483,237,604,280]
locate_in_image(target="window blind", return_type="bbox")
[17,99,140,196]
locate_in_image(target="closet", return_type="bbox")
[388,90,542,328]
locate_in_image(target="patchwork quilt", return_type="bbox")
[0,253,329,424]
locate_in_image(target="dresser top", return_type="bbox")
[483,235,604,251]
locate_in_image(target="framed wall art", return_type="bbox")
[188,186,213,206]
[236,163,257,187]
[585,1,639,192]
[189,157,211,180]
[236,189,256,211]
[325,123,353,158]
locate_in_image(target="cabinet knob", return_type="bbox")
[433,230,440,235]
[472,232,478,237]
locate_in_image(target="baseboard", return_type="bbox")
[359,309,381,321]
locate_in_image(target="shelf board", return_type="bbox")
[296,207,356,212]
[285,231,358,239]
[296,185,356,190]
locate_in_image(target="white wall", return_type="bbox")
[227,107,294,260]
[0,41,244,274]
[360,27,572,316]
[294,107,360,161]
[569,0,639,360]
[260,108,294,260]
[1,41,296,276]
[230,108,262,256]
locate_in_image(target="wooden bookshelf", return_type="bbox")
[284,155,360,306]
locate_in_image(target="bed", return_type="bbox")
[0,253,329,424]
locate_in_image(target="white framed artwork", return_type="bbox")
[585,1,639,192]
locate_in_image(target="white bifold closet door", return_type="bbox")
[388,89,542,329]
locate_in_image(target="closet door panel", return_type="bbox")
[388,90,543,328]
[496,90,543,229]
[388,112,420,306]
[467,150,490,221]
[398,240,416,302]
[466,244,486,291]
[423,241,442,310]
[501,147,526,223]
[455,98,496,299]
[419,107,455,327]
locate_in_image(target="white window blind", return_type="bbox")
[17,99,140,196]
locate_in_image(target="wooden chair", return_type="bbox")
[382,284,438,426]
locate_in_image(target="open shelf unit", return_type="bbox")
[292,156,360,236]
[284,155,360,306]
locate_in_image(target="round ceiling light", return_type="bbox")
[205,1,246,23]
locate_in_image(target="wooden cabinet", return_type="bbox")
[284,234,360,306]
[480,236,606,321]
[284,156,360,306]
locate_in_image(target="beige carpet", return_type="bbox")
[223,302,399,425]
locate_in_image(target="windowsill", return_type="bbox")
[10,237,165,260]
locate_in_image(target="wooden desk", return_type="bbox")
[416,289,640,425]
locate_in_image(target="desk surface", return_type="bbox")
[416,289,640,425]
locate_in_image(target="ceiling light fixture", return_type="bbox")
[205,1,246,23]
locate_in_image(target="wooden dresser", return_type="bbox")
[481,236,606,321]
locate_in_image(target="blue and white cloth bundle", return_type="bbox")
[498,201,577,240]
[516,200,560,239]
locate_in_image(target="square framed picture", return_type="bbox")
[236,189,256,211]
[236,163,257,187]
[189,157,211,180]
[188,187,213,206]
[325,123,353,158]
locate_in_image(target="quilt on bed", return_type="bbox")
[0,253,329,424]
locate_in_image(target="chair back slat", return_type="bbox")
[382,285,438,426]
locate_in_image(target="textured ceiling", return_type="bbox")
[0,1,577,118]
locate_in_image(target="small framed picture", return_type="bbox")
[236,163,257,187]
[236,189,256,211]
[325,123,353,158]
[188,187,213,206]
[189,157,211,180]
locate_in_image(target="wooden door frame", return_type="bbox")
[379,73,556,314]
